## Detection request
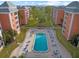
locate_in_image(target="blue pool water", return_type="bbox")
[33,33,48,52]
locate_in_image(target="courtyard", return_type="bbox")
[0,5,78,58]
[10,28,72,58]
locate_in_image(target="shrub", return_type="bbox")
[18,53,25,58]
[12,56,17,58]
[70,34,79,47]
[2,29,17,46]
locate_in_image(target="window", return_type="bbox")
[65,12,68,16]
[62,25,66,31]
[63,29,65,33]
[66,13,68,16]
[11,13,13,16]
[17,26,19,29]
[14,12,17,15]
[64,15,67,20]
[15,16,18,19]
[64,12,68,19]
[64,21,66,25]
[63,26,66,29]
[16,21,19,24]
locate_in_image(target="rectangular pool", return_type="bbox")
[33,32,48,52]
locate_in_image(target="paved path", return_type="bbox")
[10,45,21,58]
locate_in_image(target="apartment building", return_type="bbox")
[53,6,64,26]
[62,1,79,40]
[0,1,20,34]
[18,6,29,26]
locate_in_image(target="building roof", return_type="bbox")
[65,1,79,12]
[0,1,18,13]
[53,6,65,10]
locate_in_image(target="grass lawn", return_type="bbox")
[0,41,18,58]
[16,26,28,43]
[0,26,28,58]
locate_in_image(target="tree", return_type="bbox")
[70,34,79,47]
[8,29,17,37]
[18,10,24,20]
[12,56,17,58]
[19,53,25,58]
[29,6,52,27]
[30,6,39,19]
[2,30,17,46]
[2,31,12,45]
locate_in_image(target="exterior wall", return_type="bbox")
[0,12,20,34]
[10,12,20,34]
[18,9,29,26]
[70,14,79,39]
[53,8,64,26]
[62,12,72,40]
[57,9,64,25]
[62,11,79,40]
[53,8,57,24]
[0,14,11,31]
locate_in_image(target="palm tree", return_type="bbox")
[2,31,12,45]
[2,30,17,46]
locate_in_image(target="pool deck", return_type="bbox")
[19,28,71,58]
[10,28,72,58]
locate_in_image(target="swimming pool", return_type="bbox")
[33,32,48,52]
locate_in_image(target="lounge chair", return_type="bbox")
[55,50,58,52]
[52,44,57,46]
[26,44,28,47]
[26,41,30,43]
[23,44,28,51]
[59,55,62,58]
[23,47,27,51]
[51,40,54,42]
[53,51,58,55]
[25,50,28,53]
[25,44,28,48]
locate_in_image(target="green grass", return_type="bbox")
[0,26,28,58]
[53,25,79,58]
[16,26,28,43]
[0,41,18,58]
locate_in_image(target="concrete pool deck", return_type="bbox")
[10,28,72,58]
[20,28,71,58]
